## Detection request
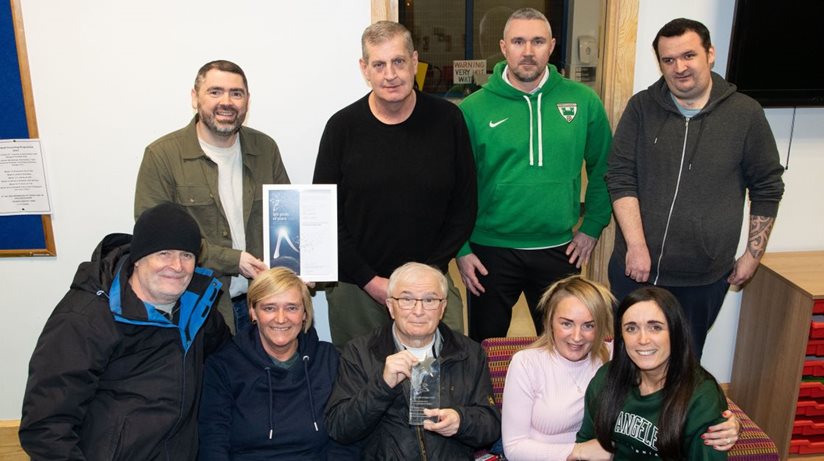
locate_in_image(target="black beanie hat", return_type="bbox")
[131,203,202,264]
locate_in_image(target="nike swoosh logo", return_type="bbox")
[489,118,509,128]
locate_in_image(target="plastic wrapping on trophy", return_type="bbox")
[409,356,440,425]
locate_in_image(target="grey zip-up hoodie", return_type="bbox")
[607,72,784,287]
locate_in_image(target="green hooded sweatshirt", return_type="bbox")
[458,61,612,255]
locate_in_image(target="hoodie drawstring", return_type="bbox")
[302,355,319,431]
[522,93,544,166]
[685,117,705,170]
[537,92,543,166]
[524,95,534,166]
[265,367,274,440]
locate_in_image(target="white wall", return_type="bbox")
[566,0,604,89]
[0,0,371,418]
[636,1,824,381]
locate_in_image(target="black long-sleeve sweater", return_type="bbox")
[313,91,477,286]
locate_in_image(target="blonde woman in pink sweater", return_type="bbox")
[501,276,738,460]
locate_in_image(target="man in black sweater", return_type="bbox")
[313,21,477,347]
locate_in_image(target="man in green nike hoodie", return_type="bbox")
[458,8,613,341]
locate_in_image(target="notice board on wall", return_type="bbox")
[0,0,56,256]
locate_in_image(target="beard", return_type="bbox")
[510,59,544,83]
[198,103,246,137]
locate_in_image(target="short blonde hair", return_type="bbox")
[532,275,614,364]
[247,267,313,333]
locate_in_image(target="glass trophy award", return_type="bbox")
[409,355,440,425]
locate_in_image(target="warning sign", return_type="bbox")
[453,60,487,84]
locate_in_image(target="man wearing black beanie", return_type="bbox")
[20,203,231,460]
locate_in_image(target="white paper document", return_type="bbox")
[0,139,52,214]
[262,184,338,282]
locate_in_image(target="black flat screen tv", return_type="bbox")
[726,0,824,107]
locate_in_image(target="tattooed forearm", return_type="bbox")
[746,215,775,260]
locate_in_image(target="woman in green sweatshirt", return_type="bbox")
[577,287,728,460]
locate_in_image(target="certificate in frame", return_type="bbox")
[262,184,337,282]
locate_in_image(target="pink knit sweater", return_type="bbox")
[501,347,606,461]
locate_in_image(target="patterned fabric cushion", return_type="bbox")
[725,399,781,460]
[480,336,779,461]
[481,336,535,410]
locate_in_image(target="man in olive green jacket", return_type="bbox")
[135,60,290,332]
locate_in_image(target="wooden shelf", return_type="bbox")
[729,251,824,460]
[757,251,824,298]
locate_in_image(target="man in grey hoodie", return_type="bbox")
[606,18,784,358]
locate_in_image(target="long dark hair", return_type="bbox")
[593,287,720,460]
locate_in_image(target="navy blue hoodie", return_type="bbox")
[198,324,357,460]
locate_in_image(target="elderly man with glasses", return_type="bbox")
[325,262,500,460]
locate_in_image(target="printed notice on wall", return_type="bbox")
[453,59,487,84]
[0,139,52,215]
[262,184,338,282]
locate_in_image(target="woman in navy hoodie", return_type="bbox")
[198,267,357,460]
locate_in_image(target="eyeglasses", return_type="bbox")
[389,296,445,310]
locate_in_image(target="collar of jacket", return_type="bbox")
[179,115,260,161]
[483,60,562,100]
[369,323,469,365]
[107,260,222,352]
[70,233,132,297]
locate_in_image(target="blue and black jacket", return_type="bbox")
[20,233,230,461]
